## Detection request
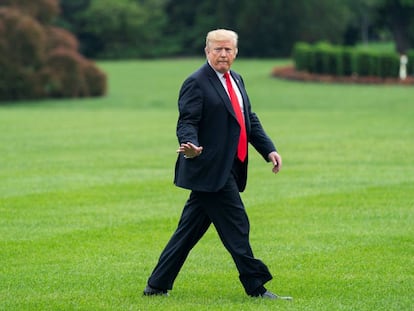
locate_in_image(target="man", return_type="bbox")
[143,29,291,300]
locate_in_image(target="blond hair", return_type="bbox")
[206,29,238,48]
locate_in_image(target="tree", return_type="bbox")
[72,0,167,58]
[162,0,217,56]
[24,0,412,59]
[162,0,352,57]
[345,0,414,53]
[344,0,381,44]
[376,0,414,53]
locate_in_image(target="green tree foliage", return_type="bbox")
[162,0,217,56]
[48,0,414,58]
[57,0,90,30]
[345,0,381,44]
[0,0,106,101]
[74,0,167,58]
[348,0,414,52]
[162,0,352,57]
[236,0,351,57]
[376,0,414,53]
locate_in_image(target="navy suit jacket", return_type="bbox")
[174,63,276,192]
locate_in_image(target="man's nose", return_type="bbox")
[219,49,227,56]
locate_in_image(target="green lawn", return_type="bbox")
[0,59,413,310]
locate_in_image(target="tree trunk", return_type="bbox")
[390,17,410,54]
[386,1,411,54]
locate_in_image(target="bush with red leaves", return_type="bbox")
[0,0,106,101]
[0,0,59,24]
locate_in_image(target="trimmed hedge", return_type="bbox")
[378,53,400,78]
[293,41,410,79]
[342,47,354,76]
[354,50,377,76]
[407,50,414,76]
[292,42,311,72]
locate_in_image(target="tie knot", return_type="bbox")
[224,72,230,80]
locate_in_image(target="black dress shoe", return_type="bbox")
[260,290,293,300]
[143,285,169,296]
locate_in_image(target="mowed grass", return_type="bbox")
[0,59,413,310]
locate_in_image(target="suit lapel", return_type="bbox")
[204,64,251,135]
[231,71,251,134]
[205,64,237,120]
[231,72,248,107]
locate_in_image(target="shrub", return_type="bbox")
[407,50,414,76]
[0,8,46,68]
[83,61,107,97]
[312,43,328,74]
[0,1,106,101]
[307,48,317,73]
[0,65,33,100]
[340,47,354,76]
[0,8,46,100]
[292,42,403,79]
[41,48,106,98]
[43,48,88,97]
[324,45,342,76]
[292,42,311,71]
[353,50,375,76]
[377,53,400,78]
[0,0,60,24]
[45,26,79,52]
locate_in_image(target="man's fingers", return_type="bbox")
[177,143,203,157]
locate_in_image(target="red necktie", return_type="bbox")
[224,72,247,162]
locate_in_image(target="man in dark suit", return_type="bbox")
[144,29,291,300]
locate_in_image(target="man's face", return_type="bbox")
[205,40,238,73]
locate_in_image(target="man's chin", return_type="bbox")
[215,64,230,73]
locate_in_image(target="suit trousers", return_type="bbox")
[147,168,273,295]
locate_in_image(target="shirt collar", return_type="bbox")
[208,61,230,80]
